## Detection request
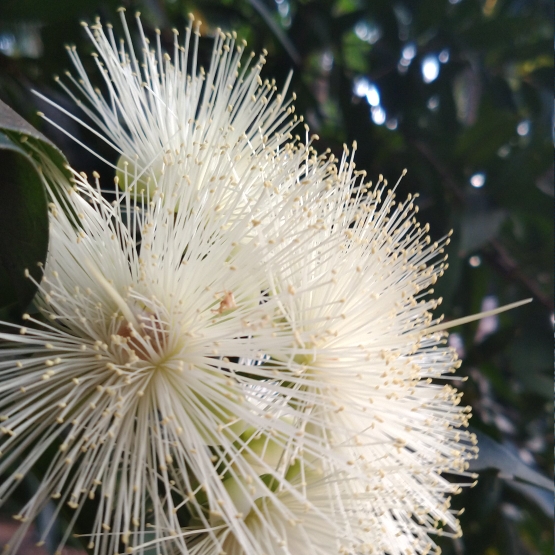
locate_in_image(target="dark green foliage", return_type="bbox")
[0,0,552,552]
[0,134,48,319]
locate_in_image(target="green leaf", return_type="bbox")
[470,429,554,492]
[504,480,554,519]
[0,132,48,315]
[0,99,71,317]
[0,99,71,183]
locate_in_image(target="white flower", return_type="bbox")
[37,9,298,206]
[0,24,336,550]
[259,159,480,553]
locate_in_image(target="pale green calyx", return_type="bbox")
[115,154,164,196]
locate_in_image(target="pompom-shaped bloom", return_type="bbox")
[259,156,480,553]
[0,38,340,553]
[38,10,299,205]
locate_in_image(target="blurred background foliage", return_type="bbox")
[0,0,552,553]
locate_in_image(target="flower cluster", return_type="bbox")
[0,11,481,555]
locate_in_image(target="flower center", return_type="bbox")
[115,312,167,362]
